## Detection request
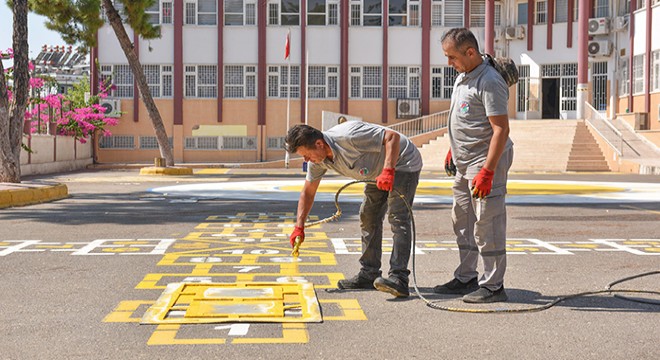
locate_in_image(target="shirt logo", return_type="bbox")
[459,101,470,114]
[359,167,369,177]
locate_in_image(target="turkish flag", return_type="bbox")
[285,31,290,60]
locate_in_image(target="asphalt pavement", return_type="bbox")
[1,168,658,360]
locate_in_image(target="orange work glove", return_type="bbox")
[471,167,494,199]
[289,226,305,247]
[445,149,456,177]
[375,167,395,191]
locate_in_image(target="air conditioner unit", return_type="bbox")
[99,98,121,118]
[321,111,362,131]
[588,17,610,35]
[587,40,612,57]
[613,16,628,31]
[396,99,421,119]
[506,26,525,40]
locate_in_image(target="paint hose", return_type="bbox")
[319,180,660,313]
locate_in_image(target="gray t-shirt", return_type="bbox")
[448,59,513,174]
[306,121,423,182]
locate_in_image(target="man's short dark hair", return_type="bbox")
[441,28,480,53]
[284,124,324,153]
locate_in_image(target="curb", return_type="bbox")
[0,182,69,209]
[139,167,194,176]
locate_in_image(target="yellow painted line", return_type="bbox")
[195,169,231,175]
[103,300,154,323]
[278,181,626,196]
[139,166,193,176]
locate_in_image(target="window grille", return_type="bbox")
[269,3,280,25]
[267,137,286,149]
[162,1,173,24]
[536,0,547,24]
[444,0,463,27]
[99,135,134,149]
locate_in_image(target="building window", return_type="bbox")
[225,0,256,26]
[632,55,644,95]
[470,0,485,27]
[269,3,280,25]
[431,0,442,26]
[185,65,218,98]
[516,65,530,112]
[103,1,128,22]
[162,1,173,24]
[328,2,338,24]
[350,66,382,99]
[619,57,629,96]
[307,0,339,26]
[389,66,419,99]
[536,0,547,25]
[225,65,257,98]
[143,65,161,97]
[101,64,134,98]
[618,0,630,16]
[444,0,463,27]
[267,137,286,149]
[517,1,527,25]
[140,136,173,149]
[308,0,326,25]
[185,136,218,150]
[162,65,173,97]
[146,2,160,25]
[268,65,301,98]
[388,0,420,26]
[223,136,257,150]
[592,62,608,111]
[351,3,361,25]
[652,50,660,92]
[430,67,458,99]
[363,0,382,26]
[555,0,568,22]
[308,66,338,98]
[594,0,608,17]
[100,135,135,149]
[281,0,300,25]
[185,0,217,25]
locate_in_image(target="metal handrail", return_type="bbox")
[386,110,450,138]
[584,102,639,157]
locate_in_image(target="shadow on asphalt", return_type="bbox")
[410,287,660,313]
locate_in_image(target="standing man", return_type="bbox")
[434,28,514,303]
[285,121,422,298]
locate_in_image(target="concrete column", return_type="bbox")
[485,0,494,55]
[576,0,590,119]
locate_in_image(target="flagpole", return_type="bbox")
[284,28,291,169]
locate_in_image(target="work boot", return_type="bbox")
[337,274,376,290]
[462,286,508,303]
[373,276,409,298]
[433,277,479,295]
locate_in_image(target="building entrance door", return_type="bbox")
[542,78,560,119]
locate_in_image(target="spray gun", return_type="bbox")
[291,236,302,258]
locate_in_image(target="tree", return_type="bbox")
[0,0,29,183]
[30,0,175,166]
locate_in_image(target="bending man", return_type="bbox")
[285,121,422,298]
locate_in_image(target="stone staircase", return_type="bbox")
[566,122,611,172]
[420,120,610,172]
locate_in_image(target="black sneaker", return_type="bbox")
[433,277,479,295]
[337,274,376,290]
[462,286,508,303]
[373,276,409,298]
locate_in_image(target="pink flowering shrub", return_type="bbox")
[2,48,118,143]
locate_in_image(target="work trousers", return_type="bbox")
[358,171,420,282]
[452,148,513,291]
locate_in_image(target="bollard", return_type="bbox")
[154,157,166,167]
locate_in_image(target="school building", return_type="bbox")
[90,0,660,164]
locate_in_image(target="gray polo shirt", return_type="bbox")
[306,121,423,182]
[448,59,513,174]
